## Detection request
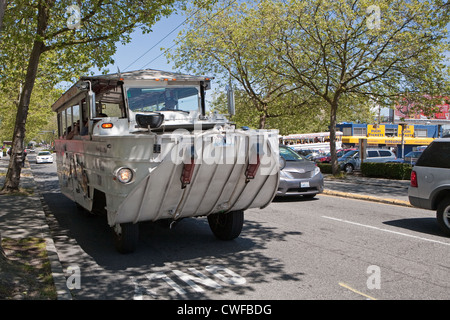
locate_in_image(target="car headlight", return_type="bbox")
[279,157,286,170]
[115,167,134,184]
[314,166,321,175]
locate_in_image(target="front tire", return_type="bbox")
[344,164,354,173]
[436,198,450,236]
[208,210,244,240]
[113,223,139,253]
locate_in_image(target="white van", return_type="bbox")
[52,69,279,253]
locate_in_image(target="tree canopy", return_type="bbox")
[0,0,187,191]
[169,0,450,174]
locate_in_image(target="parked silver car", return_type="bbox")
[408,138,450,236]
[338,148,396,173]
[277,145,324,198]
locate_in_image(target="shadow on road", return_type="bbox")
[41,187,305,299]
[383,217,447,238]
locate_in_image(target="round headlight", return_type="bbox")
[116,168,133,184]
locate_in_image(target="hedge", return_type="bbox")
[317,162,412,179]
[360,162,413,180]
[317,163,332,174]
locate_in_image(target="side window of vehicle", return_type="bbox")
[367,150,378,158]
[379,150,392,157]
[415,142,450,168]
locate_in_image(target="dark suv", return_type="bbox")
[408,138,450,236]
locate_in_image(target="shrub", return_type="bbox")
[361,162,412,180]
[317,163,332,174]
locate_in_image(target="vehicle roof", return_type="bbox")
[433,137,450,142]
[81,68,214,82]
[51,69,214,112]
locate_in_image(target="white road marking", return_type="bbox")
[322,216,450,246]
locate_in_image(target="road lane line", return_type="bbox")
[322,216,450,246]
[338,282,377,300]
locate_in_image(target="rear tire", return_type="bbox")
[208,210,244,240]
[113,223,139,254]
[436,198,450,236]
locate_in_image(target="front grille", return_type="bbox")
[287,171,312,179]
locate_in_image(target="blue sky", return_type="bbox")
[90,13,188,75]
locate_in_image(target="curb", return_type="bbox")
[24,164,73,300]
[322,189,412,207]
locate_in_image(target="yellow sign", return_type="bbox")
[367,125,385,137]
[399,125,414,137]
[342,136,434,145]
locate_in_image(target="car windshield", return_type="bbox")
[341,150,358,158]
[38,151,51,156]
[126,86,199,113]
[280,146,306,161]
[406,151,421,157]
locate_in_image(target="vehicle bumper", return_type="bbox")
[277,173,324,196]
[408,195,433,210]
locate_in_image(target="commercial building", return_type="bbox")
[336,122,441,158]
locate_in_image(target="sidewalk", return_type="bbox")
[322,173,412,207]
[0,156,72,300]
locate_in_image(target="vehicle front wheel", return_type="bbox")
[344,164,354,173]
[436,198,450,236]
[113,222,139,254]
[208,210,244,240]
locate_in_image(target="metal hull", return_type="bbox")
[55,130,279,226]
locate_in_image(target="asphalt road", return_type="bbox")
[30,153,450,301]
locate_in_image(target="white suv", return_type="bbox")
[408,138,450,236]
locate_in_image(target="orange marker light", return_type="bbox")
[101,123,113,129]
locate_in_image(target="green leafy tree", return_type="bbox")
[167,1,319,130]
[266,0,449,174]
[0,0,183,192]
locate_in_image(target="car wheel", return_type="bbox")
[436,198,450,236]
[344,164,354,173]
[208,210,244,240]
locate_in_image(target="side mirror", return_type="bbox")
[226,84,235,116]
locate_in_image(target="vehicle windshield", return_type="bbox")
[280,146,306,161]
[126,86,199,113]
[38,151,51,156]
[342,150,358,158]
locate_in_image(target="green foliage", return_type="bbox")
[0,0,194,190]
[317,163,332,174]
[0,0,185,143]
[168,0,449,177]
[266,0,450,172]
[361,162,413,180]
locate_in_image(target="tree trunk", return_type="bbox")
[0,232,6,263]
[259,113,266,129]
[329,101,340,176]
[1,3,49,192]
[0,0,6,32]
